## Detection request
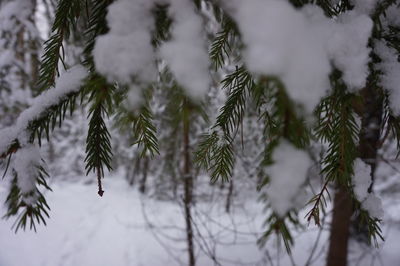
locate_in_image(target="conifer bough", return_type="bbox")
[1,1,400,265]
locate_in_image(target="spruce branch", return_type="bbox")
[258,211,300,254]
[3,163,51,233]
[209,134,235,183]
[83,0,112,68]
[194,131,218,170]
[28,91,81,145]
[152,3,172,46]
[38,0,82,90]
[216,65,254,134]
[305,179,331,226]
[210,15,237,69]
[115,101,160,159]
[84,82,114,196]
[309,72,359,225]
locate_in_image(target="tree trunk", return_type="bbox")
[225,179,234,213]
[128,156,141,186]
[358,85,383,189]
[183,99,195,266]
[326,185,353,266]
[139,156,149,194]
[326,81,383,266]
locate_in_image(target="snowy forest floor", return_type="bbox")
[0,176,399,266]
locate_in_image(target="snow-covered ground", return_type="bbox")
[0,177,399,266]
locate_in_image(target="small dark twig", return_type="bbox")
[97,167,104,197]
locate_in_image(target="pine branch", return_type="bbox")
[257,211,300,254]
[210,15,237,69]
[84,76,114,196]
[28,91,80,145]
[309,72,359,225]
[357,208,384,247]
[305,180,331,226]
[195,130,234,183]
[3,164,51,233]
[209,138,234,183]
[0,66,86,158]
[83,0,112,68]
[151,3,172,47]
[194,131,218,170]
[116,105,160,158]
[38,0,82,90]
[216,65,254,134]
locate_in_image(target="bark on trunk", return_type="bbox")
[183,100,195,266]
[225,179,234,213]
[139,156,149,194]
[326,186,353,266]
[326,81,383,266]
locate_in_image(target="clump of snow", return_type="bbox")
[12,144,41,195]
[93,0,157,87]
[352,159,384,219]
[352,159,371,202]
[0,65,87,154]
[265,141,311,217]
[160,0,210,100]
[375,40,400,115]
[329,11,373,89]
[228,0,330,113]
[350,0,379,15]
[362,194,384,219]
[225,0,372,113]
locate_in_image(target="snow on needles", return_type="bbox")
[265,141,311,217]
[353,159,384,219]
[93,0,157,86]
[0,65,87,155]
[159,0,210,100]
[353,159,372,202]
[94,0,210,105]
[350,0,379,15]
[375,40,400,116]
[226,0,372,113]
[13,144,42,200]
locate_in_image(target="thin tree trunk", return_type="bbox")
[29,0,39,89]
[358,85,383,189]
[139,156,148,194]
[129,156,141,186]
[225,179,234,213]
[326,185,353,266]
[326,82,383,266]
[183,99,195,266]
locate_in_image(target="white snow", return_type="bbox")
[353,158,371,202]
[93,0,157,90]
[0,177,398,266]
[362,193,384,219]
[265,141,311,217]
[159,0,210,100]
[0,65,87,154]
[352,159,384,219]
[329,11,373,90]
[12,144,42,202]
[375,40,400,116]
[225,0,372,113]
[0,178,267,266]
[350,0,379,14]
